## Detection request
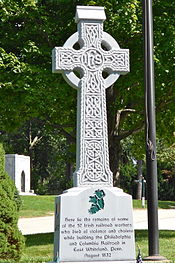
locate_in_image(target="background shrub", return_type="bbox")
[0,143,25,261]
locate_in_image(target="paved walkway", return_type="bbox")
[18,209,175,235]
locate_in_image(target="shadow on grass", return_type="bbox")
[159,230,175,239]
[135,230,148,239]
[25,233,54,247]
[135,230,175,238]
[158,201,175,209]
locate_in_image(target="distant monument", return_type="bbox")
[50,6,135,263]
[5,154,34,195]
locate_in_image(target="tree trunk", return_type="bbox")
[109,136,122,187]
[65,162,73,182]
[106,85,122,187]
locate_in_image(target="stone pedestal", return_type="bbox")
[52,187,135,263]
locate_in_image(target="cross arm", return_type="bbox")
[103,49,129,75]
[52,47,83,73]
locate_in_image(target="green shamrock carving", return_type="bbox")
[89,189,105,214]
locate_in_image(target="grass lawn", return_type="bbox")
[19,195,56,218]
[20,233,53,263]
[132,199,175,209]
[135,230,175,260]
[1,231,174,263]
[14,230,174,262]
[20,195,175,218]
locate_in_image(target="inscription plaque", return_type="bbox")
[54,188,135,262]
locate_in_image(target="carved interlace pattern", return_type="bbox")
[85,25,99,47]
[53,21,129,186]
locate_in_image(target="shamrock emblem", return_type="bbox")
[88,189,105,214]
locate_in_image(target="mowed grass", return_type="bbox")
[20,233,53,263]
[133,199,175,209]
[0,231,174,263]
[19,195,175,218]
[19,195,56,218]
[15,230,174,262]
[135,230,175,260]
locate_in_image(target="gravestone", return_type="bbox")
[50,5,135,263]
[5,154,34,195]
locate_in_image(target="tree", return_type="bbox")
[0,143,24,261]
[2,118,74,194]
[0,0,174,187]
[157,141,175,200]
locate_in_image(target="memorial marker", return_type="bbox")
[50,6,135,263]
[5,154,34,195]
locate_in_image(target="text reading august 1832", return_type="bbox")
[60,216,133,260]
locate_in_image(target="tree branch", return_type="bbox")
[116,122,145,140]
[114,108,137,136]
[29,135,43,150]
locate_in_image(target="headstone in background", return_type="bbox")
[5,154,34,195]
[50,5,135,263]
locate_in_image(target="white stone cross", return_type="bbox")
[52,6,129,187]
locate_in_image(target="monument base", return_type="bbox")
[143,255,168,261]
[19,190,36,196]
[49,261,136,263]
[52,187,136,263]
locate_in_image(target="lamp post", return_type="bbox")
[142,0,166,260]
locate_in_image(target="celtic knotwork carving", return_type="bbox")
[56,48,83,71]
[85,72,102,93]
[85,119,103,138]
[104,51,129,72]
[52,6,129,186]
[85,95,102,118]
[83,24,101,48]
[83,140,107,182]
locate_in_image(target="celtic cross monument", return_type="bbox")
[50,6,135,263]
[52,6,129,187]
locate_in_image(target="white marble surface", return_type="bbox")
[5,154,31,193]
[53,187,135,262]
[52,5,129,187]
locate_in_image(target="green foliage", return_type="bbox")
[0,144,25,261]
[119,139,175,200]
[3,119,74,195]
[120,162,137,195]
[0,0,174,140]
[14,189,23,212]
[157,143,175,200]
[0,0,78,133]
[0,0,174,191]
